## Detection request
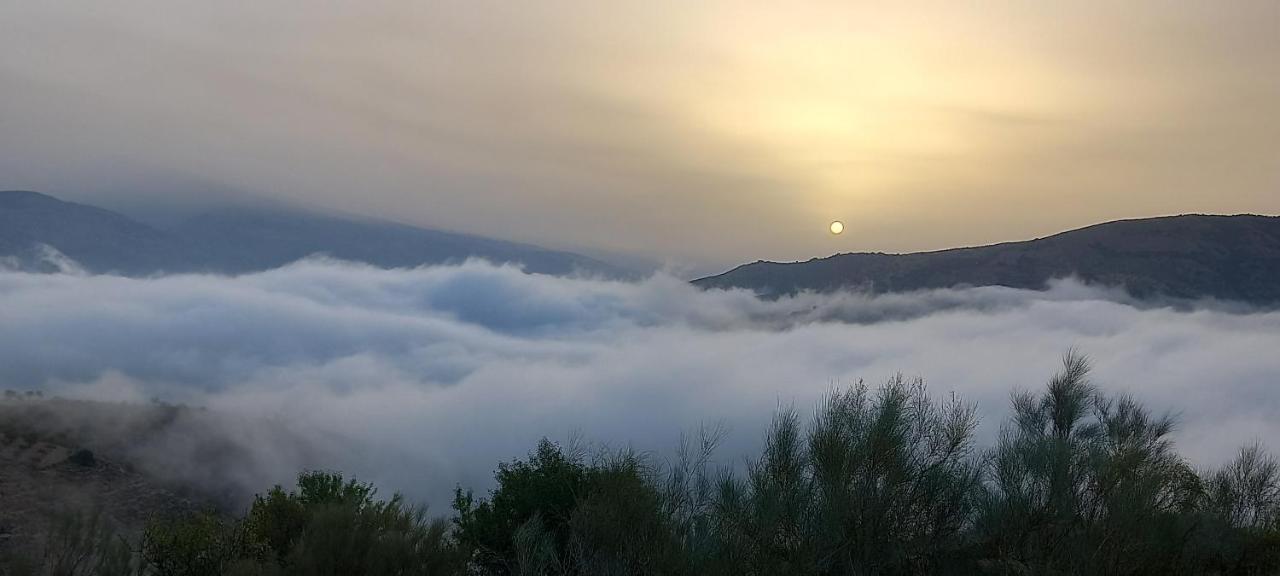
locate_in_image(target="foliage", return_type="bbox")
[239,471,462,575]
[975,352,1206,574]
[56,472,464,576]
[141,511,250,576]
[453,439,591,573]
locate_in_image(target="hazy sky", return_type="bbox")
[2,1,1277,268]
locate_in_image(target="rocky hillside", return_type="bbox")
[0,397,207,566]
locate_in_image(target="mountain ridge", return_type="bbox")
[0,190,622,277]
[695,213,1280,304]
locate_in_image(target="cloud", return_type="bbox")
[0,244,88,275]
[3,259,1279,507]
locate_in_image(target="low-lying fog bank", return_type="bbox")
[2,259,1278,506]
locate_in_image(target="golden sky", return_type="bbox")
[1,1,1277,269]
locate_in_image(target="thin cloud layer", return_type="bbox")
[2,260,1279,506]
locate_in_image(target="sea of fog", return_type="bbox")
[2,258,1278,507]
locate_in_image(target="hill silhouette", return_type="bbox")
[696,214,1280,303]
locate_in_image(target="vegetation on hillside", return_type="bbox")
[5,353,1280,575]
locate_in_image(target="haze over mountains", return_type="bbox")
[696,214,1280,304]
[6,190,1280,305]
[0,191,618,277]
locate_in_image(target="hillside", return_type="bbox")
[0,397,211,565]
[0,191,191,275]
[695,214,1280,303]
[174,208,615,276]
[0,191,620,277]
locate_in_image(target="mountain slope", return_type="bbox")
[0,191,191,274]
[0,191,619,277]
[695,215,1280,304]
[175,208,616,276]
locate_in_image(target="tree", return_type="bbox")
[454,439,590,574]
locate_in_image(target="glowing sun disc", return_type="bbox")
[829,221,845,235]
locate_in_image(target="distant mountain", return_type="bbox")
[0,191,190,274]
[173,208,617,276]
[0,191,620,276]
[695,215,1280,304]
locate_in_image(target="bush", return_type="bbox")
[39,507,136,576]
[974,352,1208,574]
[453,439,592,574]
[67,449,96,468]
[708,376,982,575]
[125,472,463,576]
[141,512,250,576]
[242,471,461,575]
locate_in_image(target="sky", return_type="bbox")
[4,258,1280,505]
[1,1,1278,269]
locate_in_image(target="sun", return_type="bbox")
[829,221,844,235]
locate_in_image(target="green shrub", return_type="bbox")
[706,376,983,576]
[141,512,250,576]
[453,439,591,574]
[242,471,462,575]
